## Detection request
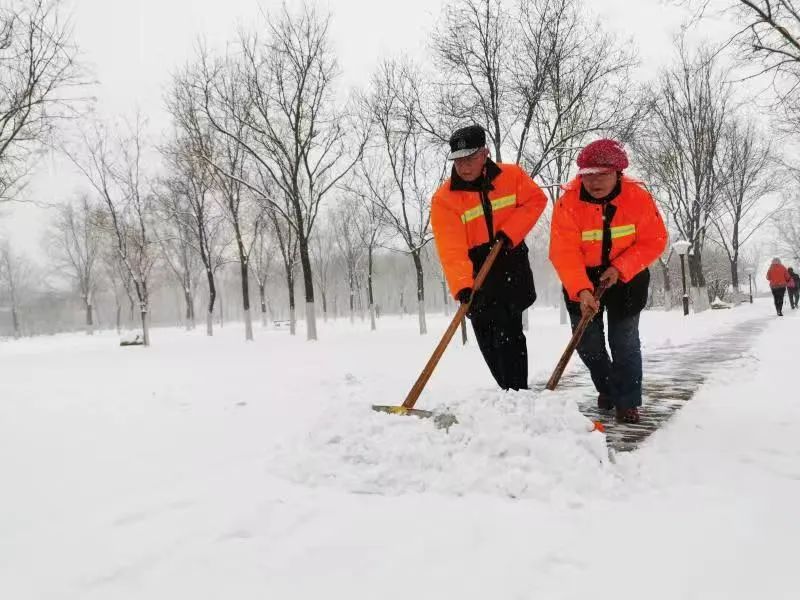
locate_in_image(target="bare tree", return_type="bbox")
[45,195,103,333]
[524,0,640,189]
[429,0,638,179]
[193,54,263,342]
[633,43,731,309]
[269,207,299,334]
[310,223,337,322]
[774,190,800,260]
[431,0,514,160]
[193,5,366,341]
[250,217,275,327]
[68,118,159,345]
[164,75,232,336]
[712,117,782,293]
[0,240,33,337]
[153,180,200,330]
[0,0,85,202]
[680,1,800,77]
[212,128,262,342]
[677,2,800,135]
[332,200,364,324]
[362,60,440,335]
[347,176,388,330]
[99,247,129,333]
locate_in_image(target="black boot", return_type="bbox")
[597,393,613,411]
[616,407,640,424]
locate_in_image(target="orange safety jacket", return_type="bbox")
[431,160,547,298]
[549,176,668,301]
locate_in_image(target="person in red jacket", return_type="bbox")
[766,258,791,316]
[431,125,547,390]
[549,139,668,423]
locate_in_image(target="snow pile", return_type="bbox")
[271,389,618,501]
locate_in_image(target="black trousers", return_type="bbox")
[470,305,528,391]
[789,288,799,309]
[772,287,786,314]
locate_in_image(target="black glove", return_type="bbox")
[456,288,473,304]
[494,231,512,248]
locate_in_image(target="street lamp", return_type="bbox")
[746,267,755,304]
[672,240,691,316]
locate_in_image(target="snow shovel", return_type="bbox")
[372,239,505,429]
[545,283,609,391]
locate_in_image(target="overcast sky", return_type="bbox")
[3,0,705,257]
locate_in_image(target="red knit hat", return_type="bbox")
[576,139,628,175]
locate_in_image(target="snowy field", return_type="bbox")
[2,301,799,599]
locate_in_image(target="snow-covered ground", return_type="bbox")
[2,301,798,599]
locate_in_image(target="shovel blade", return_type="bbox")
[371,404,458,430]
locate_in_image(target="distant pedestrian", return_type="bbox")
[788,268,800,310]
[766,258,791,316]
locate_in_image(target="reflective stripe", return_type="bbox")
[491,194,516,211]
[611,224,636,239]
[461,205,484,224]
[581,224,636,242]
[460,194,517,224]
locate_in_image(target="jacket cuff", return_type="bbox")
[567,278,594,302]
[496,227,520,248]
[451,276,475,300]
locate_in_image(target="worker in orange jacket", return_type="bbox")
[432,125,547,390]
[549,139,668,423]
[766,258,791,316]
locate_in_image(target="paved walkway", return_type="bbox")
[534,315,771,452]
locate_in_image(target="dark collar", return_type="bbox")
[579,178,622,205]
[449,158,502,192]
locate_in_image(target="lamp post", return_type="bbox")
[746,267,754,304]
[673,240,691,316]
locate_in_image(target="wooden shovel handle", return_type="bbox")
[401,240,505,410]
[545,283,609,391]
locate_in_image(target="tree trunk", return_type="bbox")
[260,283,267,327]
[206,270,216,336]
[85,300,94,335]
[688,252,709,311]
[688,253,706,288]
[441,278,449,316]
[11,306,20,339]
[115,302,121,334]
[298,238,317,341]
[219,289,224,328]
[412,250,427,335]
[348,266,355,324]
[368,248,376,331]
[140,303,150,347]
[658,258,673,310]
[184,287,194,331]
[321,290,328,322]
[239,258,253,342]
[286,267,296,336]
[730,255,740,291]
